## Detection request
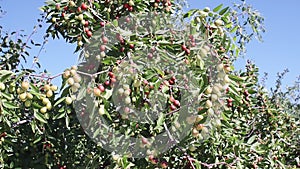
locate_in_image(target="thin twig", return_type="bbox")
[31,40,47,69]
[25,72,63,81]
[77,70,94,78]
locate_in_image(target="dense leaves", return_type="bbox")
[0,0,299,169]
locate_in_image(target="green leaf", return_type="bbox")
[276,160,286,168]
[75,87,86,101]
[219,7,229,15]
[30,83,39,93]
[154,67,164,77]
[34,111,48,123]
[83,11,93,19]
[213,4,223,12]
[45,0,55,5]
[33,136,42,144]
[221,33,227,47]
[65,115,70,129]
[198,58,204,69]
[0,70,14,82]
[221,112,228,121]
[32,102,43,109]
[162,85,169,93]
[0,70,13,76]
[156,113,164,128]
[247,135,256,144]
[102,57,115,65]
[92,2,100,8]
[225,40,231,52]
[228,84,241,98]
[53,110,66,120]
[157,40,171,45]
[103,106,112,121]
[248,89,256,94]
[228,74,245,82]
[2,101,18,109]
[183,9,198,18]
[1,92,13,100]
[193,160,202,169]
[54,97,66,107]
[30,120,36,133]
[230,25,239,33]
[235,48,240,56]
[30,90,45,99]
[103,89,112,100]
[225,22,232,28]
[13,71,26,83]
[10,161,14,168]
[112,19,118,27]
[92,128,101,138]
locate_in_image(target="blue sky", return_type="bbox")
[1,0,299,89]
[189,0,300,89]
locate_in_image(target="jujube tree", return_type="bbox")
[0,0,299,168]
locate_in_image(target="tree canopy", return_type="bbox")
[0,0,299,168]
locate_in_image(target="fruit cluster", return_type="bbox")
[42,0,178,48]
[15,80,59,114]
[62,66,83,105]
[63,66,82,93]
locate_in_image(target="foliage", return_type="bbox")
[0,0,298,169]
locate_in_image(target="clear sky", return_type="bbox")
[0,0,299,89]
[188,0,300,90]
